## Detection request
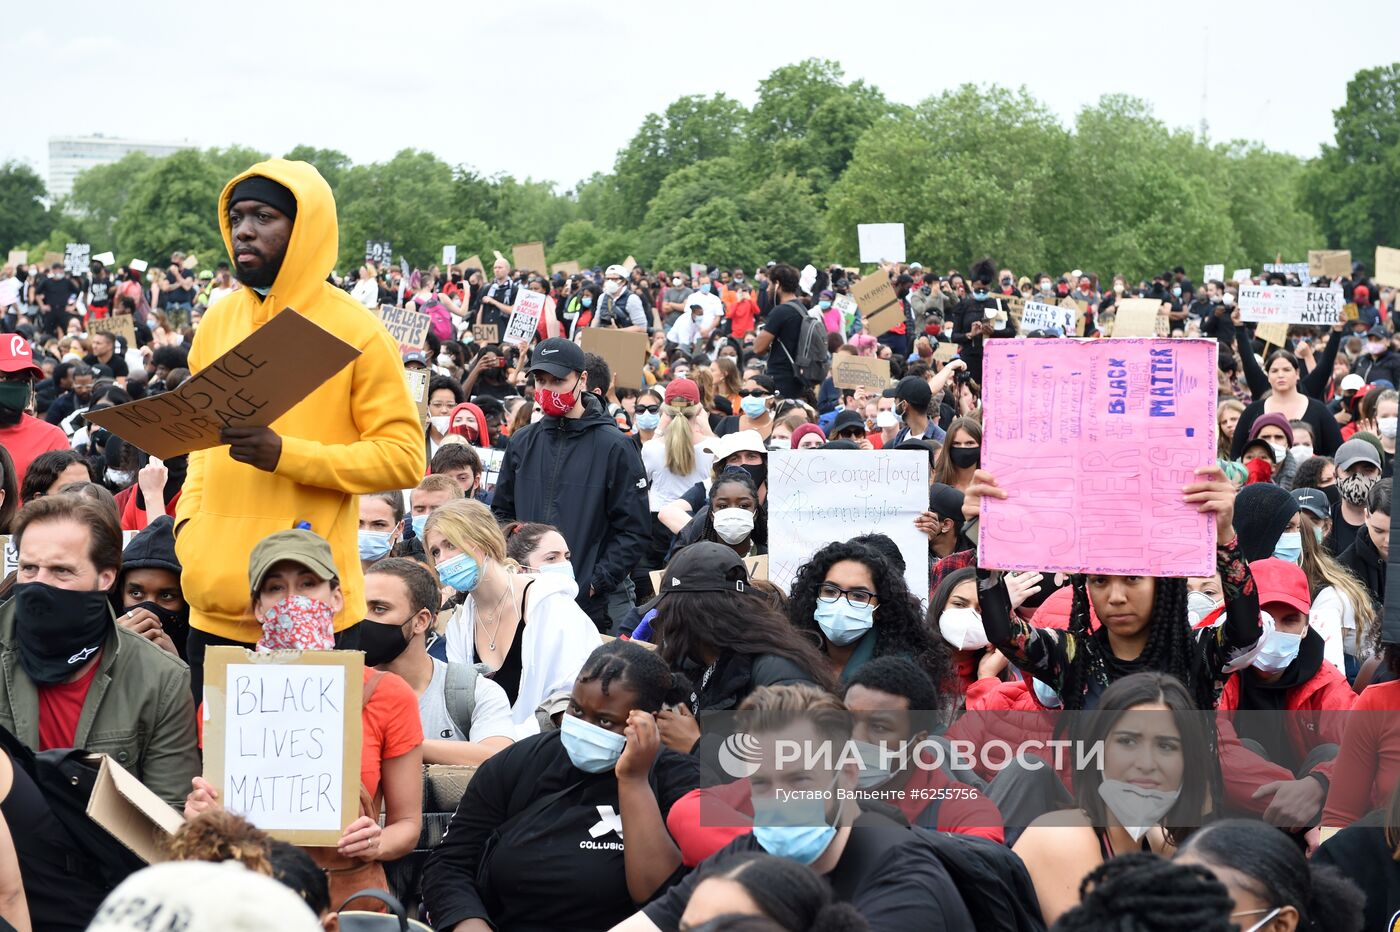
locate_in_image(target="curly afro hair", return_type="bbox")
[970,257,997,287]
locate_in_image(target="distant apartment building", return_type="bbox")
[47,134,195,199]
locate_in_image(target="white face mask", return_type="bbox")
[536,561,575,579]
[437,352,454,368]
[1267,441,1287,461]
[1222,292,1235,307]
[1380,416,1398,439]
[1369,340,1388,355]
[712,507,756,545]
[1253,626,1303,674]
[1290,444,1313,462]
[603,279,622,296]
[1098,780,1181,841]
[1186,590,1224,628]
[429,415,450,434]
[938,606,987,650]
[875,410,898,429]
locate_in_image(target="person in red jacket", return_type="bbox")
[1217,558,1355,829]
[0,335,66,485]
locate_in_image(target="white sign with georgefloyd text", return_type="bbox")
[767,450,928,606]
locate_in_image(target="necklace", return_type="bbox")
[478,575,515,652]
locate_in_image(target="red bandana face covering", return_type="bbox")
[538,378,580,417]
[256,595,335,652]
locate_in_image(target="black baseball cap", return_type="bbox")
[527,338,585,378]
[894,375,932,409]
[652,543,750,602]
[929,482,965,529]
[1290,487,1329,520]
[831,409,866,436]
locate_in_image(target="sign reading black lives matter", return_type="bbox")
[1238,285,1344,325]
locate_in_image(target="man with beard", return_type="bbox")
[44,362,95,426]
[173,161,424,697]
[0,335,67,484]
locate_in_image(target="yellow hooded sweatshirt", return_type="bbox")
[174,159,425,642]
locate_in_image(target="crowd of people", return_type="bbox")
[0,156,1395,932]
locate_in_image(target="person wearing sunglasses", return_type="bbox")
[828,409,874,450]
[714,375,777,441]
[630,389,664,450]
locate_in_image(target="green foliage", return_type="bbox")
[67,152,156,248]
[337,149,456,271]
[283,146,352,193]
[113,150,226,266]
[0,161,51,258]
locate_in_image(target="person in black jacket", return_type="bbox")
[1354,324,1400,388]
[1234,320,1345,402]
[422,640,701,932]
[492,337,650,633]
[948,258,1013,385]
[1336,477,1389,614]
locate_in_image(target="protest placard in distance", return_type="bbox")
[1376,246,1400,289]
[1019,299,1072,334]
[689,262,707,282]
[459,255,483,274]
[622,256,637,274]
[365,240,391,265]
[85,310,360,461]
[580,328,651,389]
[403,366,429,425]
[503,291,547,346]
[850,273,903,335]
[442,245,456,267]
[933,341,959,363]
[856,223,906,263]
[512,241,547,275]
[1253,321,1289,349]
[1238,285,1344,325]
[5,250,25,267]
[1308,250,1351,280]
[1263,262,1311,285]
[472,324,499,344]
[377,304,433,355]
[979,338,1217,576]
[1002,294,1026,330]
[1203,264,1224,283]
[88,314,137,348]
[64,242,90,275]
[202,647,363,845]
[551,260,581,277]
[93,250,115,267]
[831,355,891,390]
[767,449,928,603]
[42,251,62,268]
[1110,298,1165,338]
[1232,268,1253,283]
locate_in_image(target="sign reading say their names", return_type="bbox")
[377,304,433,355]
[202,648,363,844]
[85,310,360,460]
[831,355,891,390]
[88,315,137,348]
[1238,285,1344,325]
[979,338,1217,577]
[503,291,546,346]
[767,449,928,604]
[850,273,903,336]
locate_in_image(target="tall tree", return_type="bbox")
[336,149,456,270]
[284,145,353,193]
[66,152,156,251]
[0,161,51,257]
[113,150,226,266]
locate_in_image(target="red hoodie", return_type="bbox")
[445,401,490,447]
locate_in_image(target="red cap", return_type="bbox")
[1249,558,1311,614]
[1355,285,1370,301]
[664,378,700,405]
[0,334,43,380]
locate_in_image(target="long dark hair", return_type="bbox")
[787,540,949,690]
[655,590,835,693]
[691,853,867,932]
[933,417,982,485]
[1071,673,1218,848]
[1063,574,1208,711]
[701,468,768,549]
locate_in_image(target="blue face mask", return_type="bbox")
[436,551,480,593]
[537,561,575,579]
[818,300,832,310]
[972,290,989,301]
[410,514,428,538]
[814,600,875,646]
[581,297,593,308]
[751,774,839,864]
[560,712,626,773]
[1032,677,1063,709]
[700,283,712,294]
[636,411,661,431]
[1172,286,1182,297]
[741,396,768,418]
[1273,531,1302,565]
[358,530,391,562]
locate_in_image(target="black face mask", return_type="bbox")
[359,618,414,668]
[128,600,189,642]
[739,463,767,490]
[1321,483,1341,508]
[949,447,981,470]
[15,582,113,684]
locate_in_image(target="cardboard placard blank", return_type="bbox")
[85,309,360,460]
[580,328,650,389]
[933,342,959,363]
[512,241,547,274]
[831,355,891,390]
[850,274,903,335]
[1308,250,1351,280]
[202,647,364,845]
[88,315,137,347]
[5,250,26,267]
[86,754,183,864]
[42,251,62,268]
[1254,321,1289,348]
[622,256,637,274]
[1110,298,1166,338]
[551,261,581,277]
[1232,269,1253,283]
[404,366,429,425]
[472,324,499,344]
[378,304,433,354]
[1376,246,1400,289]
[460,254,483,274]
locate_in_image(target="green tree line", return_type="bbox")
[3,59,1398,281]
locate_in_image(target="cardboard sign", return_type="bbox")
[833,294,858,330]
[5,250,26,267]
[474,445,506,492]
[1263,262,1312,285]
[980,338,1217,576]
[512,241,547,274]
[831,355,891,390]
[580,328,650,389]
[857,223,906,263]
[650,554,767,594]
[689,262,707,282]
[460,254,483,274]
[503,291,546,346]
[85,309,360,460]
[442,245,457,267]
[850,274,903,335]
[472,324,499,344]
[1232,268,1253,284]
[365,240,392,265]
[1376,246,1400,289]
[1344,303,1359,321]
[933,341,959,363]
[768,450,928,602]
[202,647,364,845]
[89,314,137,347]
[492,250,506,263]
[1308,250,1351,280]
[85,754,183,864]
[403,366,429,425]
[1238,285,1344,325]
[1001,294,1026,330]
[1254,321,1289,348]
[551,260,581,277]
[377,303,433,355]
[1020,299,1073,334]
[64,242,91,275]
[42,251,62,269]
[181,255,198,270]
[622,255,637,274]
[1110,298,1166,338]
[1203,264,1224,283]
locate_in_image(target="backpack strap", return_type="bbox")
[444,662,479,739]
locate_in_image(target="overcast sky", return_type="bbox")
[10,0,1398,193]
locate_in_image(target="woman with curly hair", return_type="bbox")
[787,539,949,687]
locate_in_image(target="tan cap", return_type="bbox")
[248,529,338,594]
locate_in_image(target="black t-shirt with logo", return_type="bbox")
[88,277,111,308]
[423,729,699,931]
[1314,809,1400,932]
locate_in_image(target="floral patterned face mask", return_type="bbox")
[256,594,335,652]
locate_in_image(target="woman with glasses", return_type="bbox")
[714,375,777,440]
[630,388,663,450]
[787,539,947,687]
[425,374,465,460]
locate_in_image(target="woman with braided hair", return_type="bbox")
[969,463,1262,711]
[1049,852,1236,932]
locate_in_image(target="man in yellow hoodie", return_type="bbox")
[175,160,424,695]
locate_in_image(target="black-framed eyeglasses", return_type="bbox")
[817,582,878,608]
[836,429,865,439]
[740,389,770,398]
[636,404,661,414]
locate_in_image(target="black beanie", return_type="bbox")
[228,175,298,221]
[1231,483,1298,562]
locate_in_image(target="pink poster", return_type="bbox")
[979,338,1217,576]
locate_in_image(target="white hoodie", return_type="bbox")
[445,572,600,737]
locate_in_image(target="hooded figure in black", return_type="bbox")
[113,515,190,662]
[949,257,1013,384]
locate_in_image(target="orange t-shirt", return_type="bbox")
[360,668,422,799]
